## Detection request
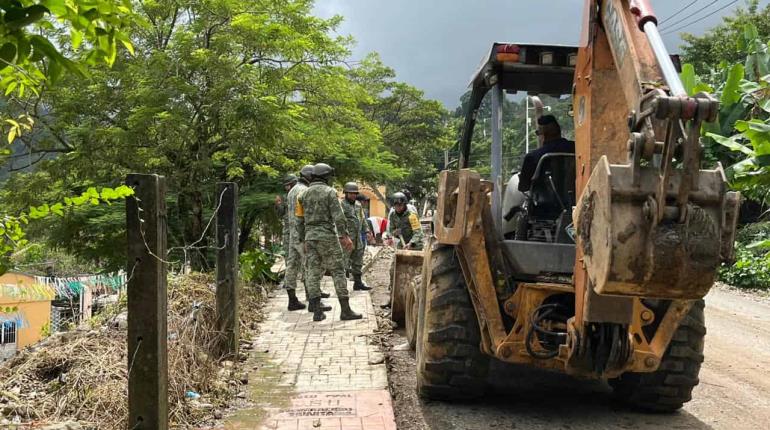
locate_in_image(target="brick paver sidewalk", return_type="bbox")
[224,249,395,430]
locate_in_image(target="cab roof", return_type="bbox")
[468,42,578,96]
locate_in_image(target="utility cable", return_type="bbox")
[662,0,739,35]
[660,0,721,31]
[659,0,699,25]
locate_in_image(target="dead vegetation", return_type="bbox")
[0,273,268,429]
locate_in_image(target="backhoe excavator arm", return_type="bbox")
[569,0,740,373]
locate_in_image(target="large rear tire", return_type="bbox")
[610,300,706,412]
[416,244,489,400]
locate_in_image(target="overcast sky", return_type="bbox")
[314,0,770,108]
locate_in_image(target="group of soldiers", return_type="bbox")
[277,163,373,322]
[276,162,425,322]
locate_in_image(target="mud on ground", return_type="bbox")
[365,249,770,430]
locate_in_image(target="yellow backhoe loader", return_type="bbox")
[393,0,741,411]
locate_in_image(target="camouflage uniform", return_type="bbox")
[296,181,350,300]
[388,209,424,249]
[284,182,308,291]
[341,197,370,276]
[276,195,289,253]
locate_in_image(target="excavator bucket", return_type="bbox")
[390,249,424,325]
[575,156,740,300]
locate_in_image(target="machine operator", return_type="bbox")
[517,115,575,192]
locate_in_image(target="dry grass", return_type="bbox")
[0,272,267,429]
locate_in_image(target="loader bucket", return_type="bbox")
[575,156,740,300]
[390,249,424,325]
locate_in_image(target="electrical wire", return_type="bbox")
[659,0,699,25]
[662,0,740,35]
[660,0,721,31]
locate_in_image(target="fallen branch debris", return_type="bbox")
[0,273,267,429]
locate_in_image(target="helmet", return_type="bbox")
[343,182,359,193]
[392,192,408,205]
[283,174,298,187]
[312,163,334,182]
[299,164,314,182]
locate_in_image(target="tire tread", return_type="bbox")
[610,300,706,412]
[417,246,488,400]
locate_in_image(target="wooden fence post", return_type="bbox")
[216,182,239,358]
[126,173,168,430]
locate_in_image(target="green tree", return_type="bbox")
[2,0,404,270]
[679,0,770,75]
[0,0,134,141]
[680,23,770,203]
[352,54,451,201]
[0,0,136,273]
[680,22,770,288]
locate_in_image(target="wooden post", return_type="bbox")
[126,174,168,430]
[216,182,239,358]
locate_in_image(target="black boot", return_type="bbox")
[339,298,362,320]
[287,289,306,311]
[310,298,326,322]
[352,274,371,291]
[305,285,329,299]
[308,298,332,313]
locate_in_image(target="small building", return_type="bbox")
[337,184,390,243]
[356,185,388,218]
[0,272,54,360]
[333,183,390,218]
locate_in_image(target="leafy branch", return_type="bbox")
[1,0,135,145]
[0,185,134,274]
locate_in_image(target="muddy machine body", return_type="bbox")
[408,0,740,411]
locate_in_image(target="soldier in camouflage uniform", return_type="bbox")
[275,174,297,290]
[276,174,298,256]
[283,166,311,311]
[341,182,372,291]
[386,192,424,250]
[285,165,332,312]
[296,163,363,322]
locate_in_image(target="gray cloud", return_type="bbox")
[315,0,769,108]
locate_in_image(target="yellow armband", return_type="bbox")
[295,199,304,217]
[408,213,420,231]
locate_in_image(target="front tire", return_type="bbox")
[416,244,489,400]
[610,300,706,412]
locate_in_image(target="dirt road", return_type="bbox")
[364,250,770,430]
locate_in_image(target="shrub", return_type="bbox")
[719,222,770,289]
[239,248,278,284]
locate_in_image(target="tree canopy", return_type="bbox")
[0,0,450,271]
[680,0,770,75]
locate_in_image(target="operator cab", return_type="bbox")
[516,152,576,243]
[459,43,578,281]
